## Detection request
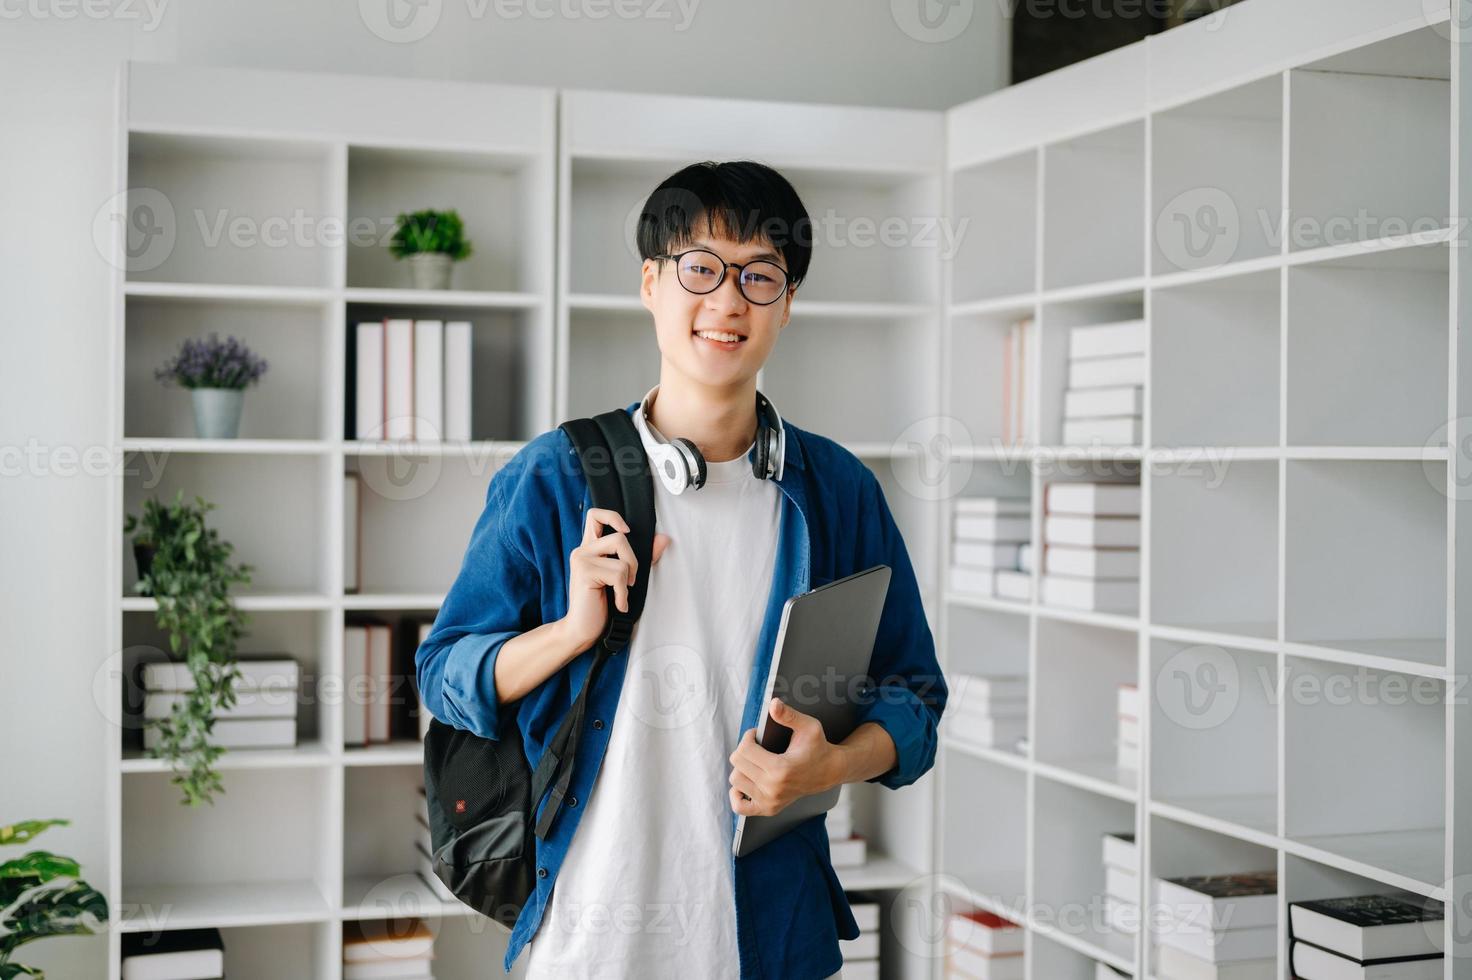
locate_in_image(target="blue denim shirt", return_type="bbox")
[415,400,947,979]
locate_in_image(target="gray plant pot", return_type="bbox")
[408,252,453,290]
[191,387,244,439]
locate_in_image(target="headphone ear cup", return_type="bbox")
[672,437,706,490]
[753,426,769,481]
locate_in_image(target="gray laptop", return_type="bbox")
[731,563,893,858]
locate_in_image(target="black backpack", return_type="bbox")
[421,408,656,926]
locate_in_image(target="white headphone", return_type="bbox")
[638,385,786,495]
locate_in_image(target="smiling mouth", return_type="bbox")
[693,329,747,345]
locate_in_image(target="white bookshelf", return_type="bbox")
[936,2,1472,979]
[101,4,1472,977]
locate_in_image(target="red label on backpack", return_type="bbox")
[455,799,466,814]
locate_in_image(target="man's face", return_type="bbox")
[640,231,794,391]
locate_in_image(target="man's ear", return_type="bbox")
[640,259,658,313]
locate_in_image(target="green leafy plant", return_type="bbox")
[124,491,252,806]
[388,208,474,261]
[0,819,108,980]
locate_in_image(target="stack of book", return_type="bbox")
[1117,683,1140,773]
[344,471,363,593]
[1102,831,1138,937]
[1001,315,1036,446]
[949,497,1031,601]
[122,928,224,980]
[1040,482,1140,614]
[947,673,1028,751]
[1154,871,1277,980]
[345,618,430,747]
[945,909,1024,979]
[343,918,436,980]
[351,318,472,442]
[1095,963,1129,979]
[839,891,881,980]
[1289,894,1443,979]
[1062,319,1145,447]
[141,656,298,751]
[414,782,456,904]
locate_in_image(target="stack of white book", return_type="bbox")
[1154,871,1277,980]
[1040,482,1140,614]
[1062,319,1145,447]
[947,673,1028,751]
[415,782,456,904]
[1102,831,1138,937]
[1117,683,1140,772]
[839,892,881,980]
[1289,894,1443,980]
[945,909,1024,979]
[353,319,472,442]
[141,657,298,751]
[827,783,867,869]
[342,918,436,980]
[950,497,1031,601]
[122,928,224,980]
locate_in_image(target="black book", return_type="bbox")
[121,927,225,980]
[1290,894,1443,963]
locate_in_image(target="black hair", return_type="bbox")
[635,160,813,290]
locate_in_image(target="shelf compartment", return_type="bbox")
[1283,461,1447,664]
[125,132,338,288]
[125,294,334,442]
[347,454,495,597]
[1282,852,1445,959]
[1033,618,1136,789]
[950,150,1038,304]
[564,308,660,422]
[939,751,1027,919]
[120,609,336,761]
[120,769,335,931]
[124,450,334,596]
[1285,244,1448,448]
[1286,67,1449,254]
[1152,75,1283,275]
[1150,459,1278,640]
[346,302,548,443]
[943,603,1030,680]
[1149,640,1277,836]
[1146,815,1280,979]
[1029,931,1115,980]
[1150,270,1279,448]
[1032,778,1136,967]
[760,315,935,447]
[343,764,434,909]
[1042,121,1145,291]
[346,145,548,295]
[1283,657,1445,893]
[1038,292,1145,449]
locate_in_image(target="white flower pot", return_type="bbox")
[191,388,244,439]
[408,253,453,290]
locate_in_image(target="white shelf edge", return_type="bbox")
[121,437,331,455]
[1032,758,1139,804]
[120,593,334,612]
[341,593,445,610]
[344,287,543,309]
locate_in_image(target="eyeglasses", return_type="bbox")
[653,248,793,306]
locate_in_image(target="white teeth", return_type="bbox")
[696,330,743,344]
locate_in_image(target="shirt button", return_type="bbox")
[592,719,604,730]
[568,796,578,807]
[537,867,548,878]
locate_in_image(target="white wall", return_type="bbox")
[0,2,1006,975]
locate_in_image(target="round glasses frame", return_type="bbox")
[653,248,794,306]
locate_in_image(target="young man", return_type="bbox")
[416,161,946,979]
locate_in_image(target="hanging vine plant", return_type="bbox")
[125,491,252,806]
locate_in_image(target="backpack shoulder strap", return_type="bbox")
[531,408,655,839]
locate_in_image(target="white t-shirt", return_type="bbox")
[523,400,783,979]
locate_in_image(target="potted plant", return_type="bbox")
[389,208,474,290]
[125,491,252,806]
[0,818,108,979]
[154,334,268,440]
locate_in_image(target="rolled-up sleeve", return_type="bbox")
[415,470,543,741]
[852,470,947,789]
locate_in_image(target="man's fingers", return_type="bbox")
[651,532,671,565]
[582,507,629,546]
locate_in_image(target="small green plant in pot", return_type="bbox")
[0,819,108,980]
[125,491,252,806]
[155,334,268,440]
[389,208,474,290]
